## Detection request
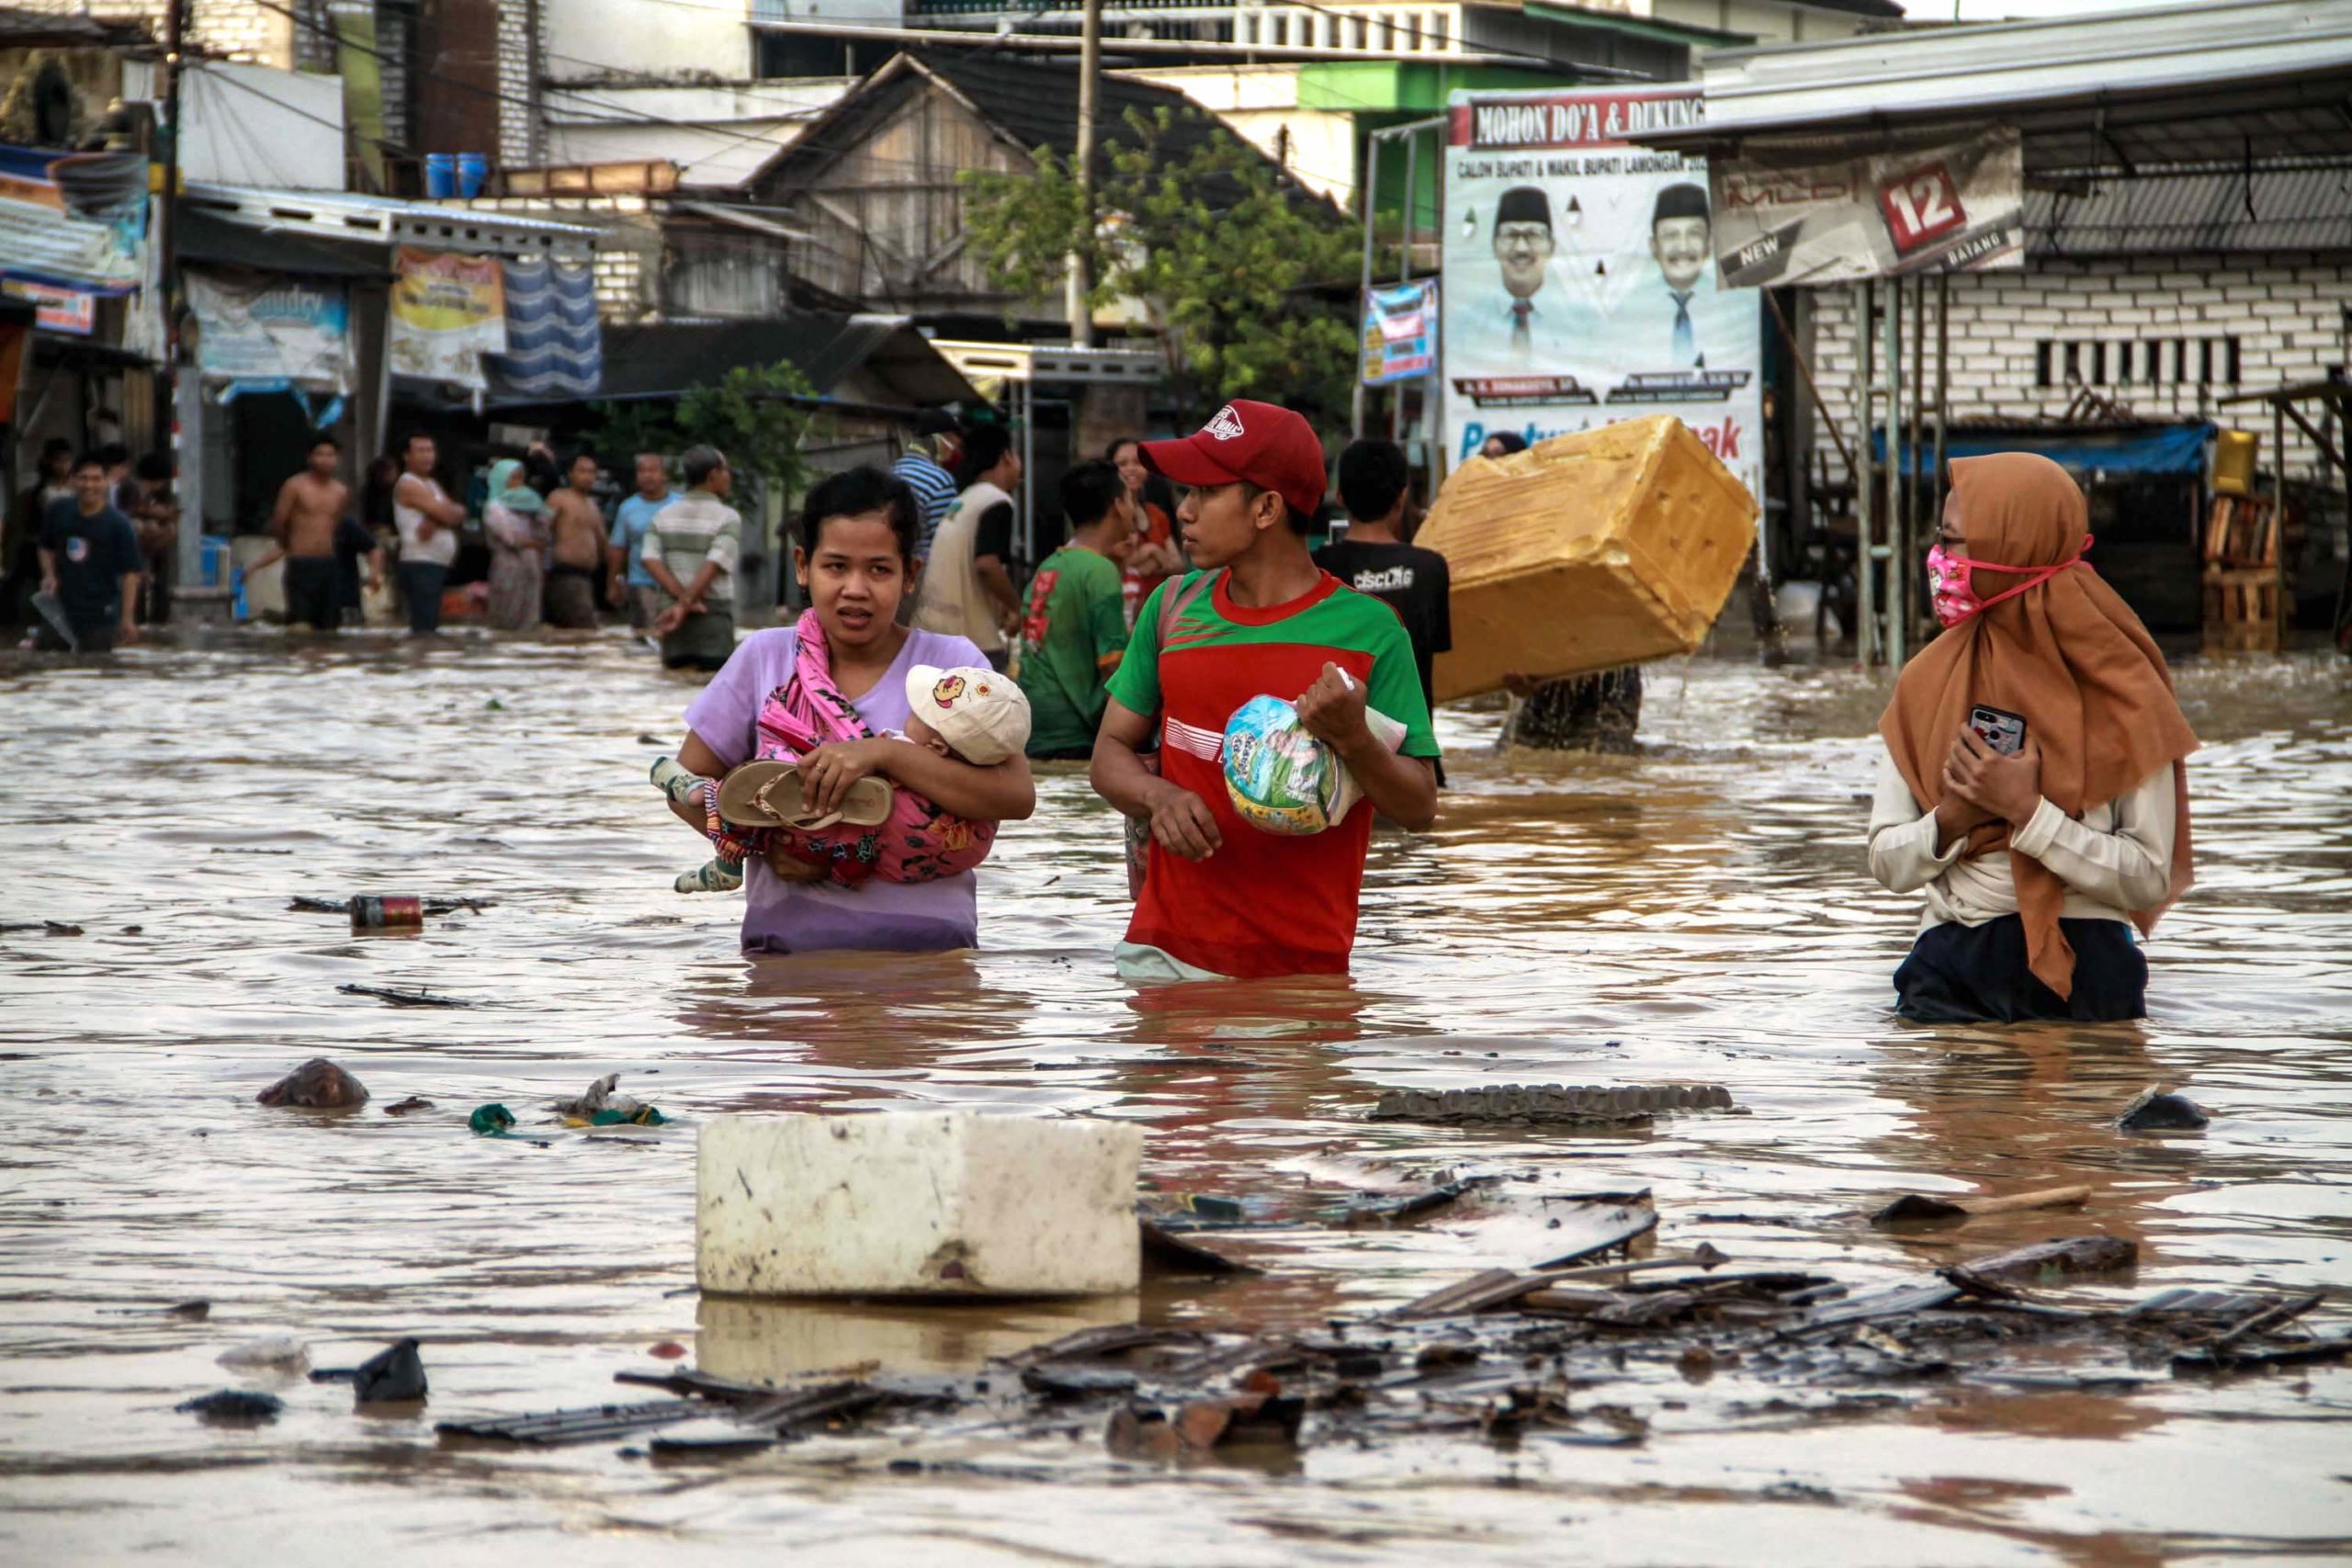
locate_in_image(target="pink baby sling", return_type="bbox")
[727,620,997,886]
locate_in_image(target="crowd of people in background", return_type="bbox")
[1,409,1457,711]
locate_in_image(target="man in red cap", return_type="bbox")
[1091,400,1441,980]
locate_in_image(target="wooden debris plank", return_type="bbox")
[436,1399,701,1445]
[1792,1280,1963,1333]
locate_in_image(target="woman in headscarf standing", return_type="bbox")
[1868,453,2198,1023]
[482,457,548,632]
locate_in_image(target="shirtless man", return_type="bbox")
[253,437,363,631]
[544,451,606,629]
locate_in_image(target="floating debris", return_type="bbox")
[1870,1183,2089,1229]
[338,984,472,1009]
[257,1059,369,1109]
[1945,1236,2138,1287]
[353,1338,428,1403]
[219,1337,310,1373]
[288,896,494,918]
[2120,1085,2211,1133]
[552,1073,666,1126]
[383,1097,435,1116]
[1371,1083,1736,1124]
[0,919,83,936]
[469,1104,516,1136]
[176,1391,283,1423]
[438,1399,700,1446]
[1139,1216,1261,1278]
[435,1242,2347,1469]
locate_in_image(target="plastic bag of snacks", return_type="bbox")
[1221,682,1408,835]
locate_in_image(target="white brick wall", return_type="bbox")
[494,0,537,169]
[1808,254,2352,482]
[26,0,299,66]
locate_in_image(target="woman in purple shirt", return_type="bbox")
[674,468,1036,953]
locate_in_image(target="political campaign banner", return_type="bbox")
[1710,126,2024,288]
[1362,278,1438,387]
[389,246,506,389]
[1440,88,1760,500]
[186,269,352,389]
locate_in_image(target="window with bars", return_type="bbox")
[2034,336,2240,389]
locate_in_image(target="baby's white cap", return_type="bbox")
[904,663,1032,764]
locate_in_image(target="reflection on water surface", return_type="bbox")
[1,632,2347,1563]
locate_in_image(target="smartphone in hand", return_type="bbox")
[1969,705,2027,756]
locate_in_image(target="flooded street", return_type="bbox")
[3,629,2349,1564]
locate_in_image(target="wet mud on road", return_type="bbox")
[2,632,2348,1563]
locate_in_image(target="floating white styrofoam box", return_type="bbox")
[697,1112,1143,1298]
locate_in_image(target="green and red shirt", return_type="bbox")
[1109,568,1440,977]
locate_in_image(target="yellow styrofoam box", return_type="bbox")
[1419,415,1758,703]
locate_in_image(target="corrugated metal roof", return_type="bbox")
[2030,165,2352,255]
[1642,0,2352,174]
[184,183,603,257]
[179,208,387,278]
[0,197,144,292]
[536,313,978,408]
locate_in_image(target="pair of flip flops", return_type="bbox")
[717,761,893,833]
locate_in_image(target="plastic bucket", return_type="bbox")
[2213,429,2259,498]
[198,534,232,588]
[424,153,457,199]
[456,152,489,198]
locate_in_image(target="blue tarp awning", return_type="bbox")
[1872,422,2214,479]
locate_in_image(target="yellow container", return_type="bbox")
[2212,429,2258,498]
[1417,415,1758,703]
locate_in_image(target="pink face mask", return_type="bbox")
[1926,536,2094,628]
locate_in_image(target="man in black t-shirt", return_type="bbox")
[1315,441,1452,782]
[34,454,143,652]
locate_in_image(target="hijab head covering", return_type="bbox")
[489,458,543,514]
[1880,452,2198,999]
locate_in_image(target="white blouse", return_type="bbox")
[1866,744,2176,931]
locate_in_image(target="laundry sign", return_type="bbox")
[185,269,351,389]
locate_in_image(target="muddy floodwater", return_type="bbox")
[3,629,2349,1565]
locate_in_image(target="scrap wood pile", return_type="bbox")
[434,1194,2346,1462]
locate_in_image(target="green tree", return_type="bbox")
[962,107,1363,427]
[583,360,819,498]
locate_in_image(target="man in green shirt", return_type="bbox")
[1017,460,1136,760]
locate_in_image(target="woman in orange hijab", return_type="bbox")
[1867,453,2197,1022]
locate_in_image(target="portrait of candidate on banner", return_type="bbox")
[1440,87,1761,491]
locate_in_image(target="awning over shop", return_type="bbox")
[458,312,978,414]
[178,208,387,280]
[1638,0,2352,177]
[1872,422,2215,479]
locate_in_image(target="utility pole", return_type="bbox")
[159,0,206,619]
[155,0,184,473]
[1069,0,1101,346]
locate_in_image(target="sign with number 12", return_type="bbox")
[1877,161,1967,254]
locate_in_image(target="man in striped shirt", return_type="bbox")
[643,445,741,671]
[892,410,962,566]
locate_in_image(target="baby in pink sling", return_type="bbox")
[653,622,1030,892]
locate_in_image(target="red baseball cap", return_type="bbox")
[1138,400,1328,520]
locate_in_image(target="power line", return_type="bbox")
[192,58,415,161]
